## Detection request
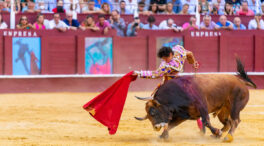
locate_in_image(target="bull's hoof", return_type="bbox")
[210,129,222,139]
[216,129,223,137]
[223,134,233,143]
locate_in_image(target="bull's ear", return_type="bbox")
[152,100,161,107]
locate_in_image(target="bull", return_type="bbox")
[135,58,256,142]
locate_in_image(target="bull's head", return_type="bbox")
[135,96,171,131]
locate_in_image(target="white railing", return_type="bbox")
[0,72,263,78]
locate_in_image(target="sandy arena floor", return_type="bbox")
[0,90,263,145]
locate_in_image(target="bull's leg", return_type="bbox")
[217,108,231,132]
[223,118,240,142]
[200,108,222,138]
[223,88,248,143]
[160,119,185,139]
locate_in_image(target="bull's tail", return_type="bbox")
[236,58,257,89]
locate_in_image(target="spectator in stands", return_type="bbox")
[52,0,66,13]
[96,14,111,34]
[118,0,132,14]
[126,16,144,36]
[63,11,80,30]
[233,17,246,30]
[225,0,241,5]
[212,0,225,13]
[141,0,151,11]
[181,0,196,14]
[93,0,113,10]
[82,0,101,14]
[80,15,100,31]
[159,18,182,31]
[262,2,264,14]
[165,2,176,14]
[64,0,81,13]
[108,10,126,36]
[179,3,189,14]
[216,15,233,30]
[224,2,235,15]
[236,1,254,16]
[33,14,46,30]
[100,2,111,14]
[248,0,262,14]
[16,16,33,29]
[48,13,69,32]
[2,1,10,12]
[0,14,8,29]
[200,15,219,30]
[138,1,150,15]
[149,2,158,14]
[167,0,181,14]
[143,15,159,29]
[41,0,57,12]
[12,2,20,13]
[150,0,167,13]
[111,0,119,10]
[37,1,51,13]
[199,0,210,14]
[225,0,241,13]
[125,0,138,13]
[210,3,224,15]
[0,1,4,12]
[23,1,38,13]
[248,13,264,29]
[68,2,81,14]
[182,16,199,30]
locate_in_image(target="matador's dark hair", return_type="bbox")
[157,46,174,58]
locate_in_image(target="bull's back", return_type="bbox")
[193,74,248,112]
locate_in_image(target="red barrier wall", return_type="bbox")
[255,35,264,72]
[184,35,219,72]
[113,36,148,73]
[0,36,3,75]
[1,29,264,75]
[0,29,263,92]
[220,35,254,72]
[41,36,77,74]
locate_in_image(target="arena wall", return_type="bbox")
[0,29,263,92]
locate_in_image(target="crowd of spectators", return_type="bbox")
[0,0,263,16]
[0,0,263,36]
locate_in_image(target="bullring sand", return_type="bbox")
[0,90,263,145]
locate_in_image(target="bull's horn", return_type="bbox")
[135,96,153,101]
[134,115,147,121]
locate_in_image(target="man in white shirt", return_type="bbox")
[48,13,69,31]
[124,0,137,14]
[159,18,182,32]
[248,13,264,29]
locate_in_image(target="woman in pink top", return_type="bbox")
[182,16,199,31]
[33,14,46,30]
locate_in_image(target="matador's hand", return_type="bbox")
[193,61,199,70]
[132,71,139,77]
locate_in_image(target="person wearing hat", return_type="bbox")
[142,15,159,30]
[126,16,144,36]
[248,13,264,29]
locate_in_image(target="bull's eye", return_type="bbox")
[149,108,156,116]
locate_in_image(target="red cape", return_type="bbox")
[83,71,137,134]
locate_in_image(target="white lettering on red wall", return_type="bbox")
[191,31,221,37]
[3,31,38,37]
